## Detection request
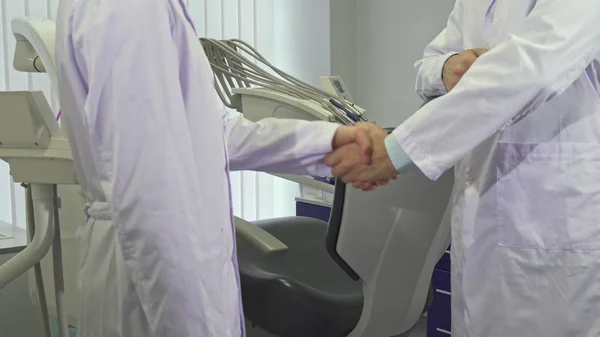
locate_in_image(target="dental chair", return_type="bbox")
[199,38,455,337]
[237,169,454,337]
[2,19,454,337]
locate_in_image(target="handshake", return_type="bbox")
[327,122,399,191]
[323,48,490,190]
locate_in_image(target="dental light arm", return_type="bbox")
[12,17,57,91]
[1,17,70,337]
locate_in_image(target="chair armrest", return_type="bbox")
[234,216,288,258]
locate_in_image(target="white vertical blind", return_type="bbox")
[0,0,299,229]
[187,0,299,221]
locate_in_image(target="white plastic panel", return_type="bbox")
[236,89,335,123]
[240,94,322,122]
[338,170,454,337]
[0,91,51,149]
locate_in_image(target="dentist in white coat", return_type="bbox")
[55,0,374,336]
[327,0,600,336]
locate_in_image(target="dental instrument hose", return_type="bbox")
[199,38,365,125]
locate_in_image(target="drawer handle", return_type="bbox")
[436,328,451,335]
[435,289,451,296]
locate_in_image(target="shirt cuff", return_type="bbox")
[384,135,419,174]
[416,52,459,99]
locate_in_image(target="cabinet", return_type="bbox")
[295,197,332,223]
[427,247,451,336]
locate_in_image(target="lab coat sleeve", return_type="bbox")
[392,0,600,181]
[414,0,464,99]
[222,113,340,177]
[69,2,230,335]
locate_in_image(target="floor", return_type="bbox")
[48,313,428,337]
[244,316,428,337]
[50,316,77,337]
[0,251,46,337]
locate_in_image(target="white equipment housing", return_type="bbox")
[0,91,73,184]
[233,87,337,122]
[0,89,75,337]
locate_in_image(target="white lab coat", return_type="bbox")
[55,1,339,336]
[394,0,600,336]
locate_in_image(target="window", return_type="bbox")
[187,0,300,221]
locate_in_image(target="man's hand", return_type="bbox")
[329,125,379,190]
[331,125,373,164]
[325,123,398,190]
[443,48,488,92]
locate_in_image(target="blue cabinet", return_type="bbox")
[428,247,451,336]
[295,198,332,223]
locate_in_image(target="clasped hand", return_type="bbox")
[329,123,398,191]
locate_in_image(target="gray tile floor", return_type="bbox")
[245,316,428,337]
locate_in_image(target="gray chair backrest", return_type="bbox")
[327,167,454,337]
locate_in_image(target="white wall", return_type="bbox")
[274,0,331,88]
[330,0,358,97]
[331,0,456,127]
